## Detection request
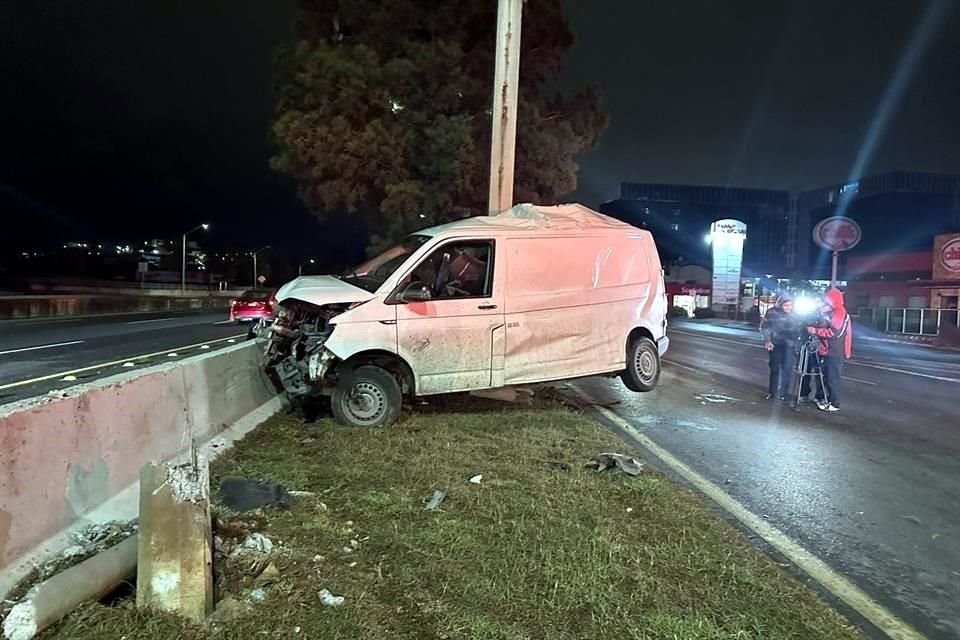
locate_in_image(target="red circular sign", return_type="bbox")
[940,237,960,273]
[813,217,862,252]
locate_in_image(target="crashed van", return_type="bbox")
[264,203,669,427]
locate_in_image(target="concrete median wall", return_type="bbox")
[0,295,233,320]
[0,342,284,598]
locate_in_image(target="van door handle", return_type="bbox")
[477,304,497,310]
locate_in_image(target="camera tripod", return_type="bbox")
[792,336,826,408]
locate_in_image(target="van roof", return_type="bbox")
[421,203,643,237]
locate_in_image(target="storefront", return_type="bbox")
[846,232,960,310]
[666,284,711,316]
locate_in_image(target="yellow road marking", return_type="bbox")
[573,386,927,640]
[0,335,246,392]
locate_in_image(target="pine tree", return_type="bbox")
[270,0,607,250]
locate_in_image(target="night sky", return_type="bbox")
[2,1,959,257]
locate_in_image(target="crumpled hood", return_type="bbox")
[275,276,375,307]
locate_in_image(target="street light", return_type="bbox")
[182,223,210,293]
[299,258,316,276]
[252,245,271,289]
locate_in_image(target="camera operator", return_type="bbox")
[760,293,799,401]
[806,288,853,413]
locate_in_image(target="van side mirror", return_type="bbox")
[398,282,432,303]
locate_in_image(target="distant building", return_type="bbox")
[846,231,960,311]
[602,171,960,280]
[600,183,791,276]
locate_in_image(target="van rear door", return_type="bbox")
[394,239,503,395]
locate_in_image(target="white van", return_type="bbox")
[264,203,669,427]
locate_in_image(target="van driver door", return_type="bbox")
[392,239,504,395]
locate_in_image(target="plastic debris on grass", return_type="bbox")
[586,453,644,476]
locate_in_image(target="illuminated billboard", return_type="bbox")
[709,219,747,308]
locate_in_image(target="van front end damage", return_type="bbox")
[264,300,347,398]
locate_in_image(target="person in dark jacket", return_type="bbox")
[807,288,853,412]
[760,293,799,400]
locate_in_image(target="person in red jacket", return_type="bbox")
[806,288,853,412]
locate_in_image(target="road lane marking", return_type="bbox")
[844,376,878,386]
[0,340,84,356]
[0,335,245,392]
[663,359,702,374]
[671,329,960,384]
[213,320,235,325]
[572,386,926,640]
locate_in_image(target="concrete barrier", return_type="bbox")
[0,342,284,599]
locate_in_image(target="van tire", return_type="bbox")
[622,336,660,392]
[332,365,402,428]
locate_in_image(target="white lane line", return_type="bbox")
[843,376,878,386]
[213,320,235,325]
[0,334,246,392]
[126,317,180,325]
[572,386,925,640]
[0,340,85,356]
[671,329,960,384]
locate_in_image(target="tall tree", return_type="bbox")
[271,0,607,251]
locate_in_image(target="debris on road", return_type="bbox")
[586,453,644,476]
[253,562,281,587]
[318,589,345,607]
[695,393,738,404]
[468,474,483,485]
[218,477,292,512]
[424,490,447,511]
[232,533,274,557]
[208,597,250,625]
[901,515,922,525]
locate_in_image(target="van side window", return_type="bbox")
[404,241,494,300]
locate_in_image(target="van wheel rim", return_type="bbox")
[346,382,386,423]
[635,347,656,383]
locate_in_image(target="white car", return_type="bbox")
[264,203,669,427]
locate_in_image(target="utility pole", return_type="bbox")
[487,0,524,215]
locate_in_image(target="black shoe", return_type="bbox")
[778,395,787,401]
[765,394,775,400]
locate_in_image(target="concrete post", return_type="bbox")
[136,457,213,622]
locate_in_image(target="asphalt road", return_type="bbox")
[0,311,246,404]
[577,320,960,639]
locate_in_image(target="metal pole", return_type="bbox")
[830,251,839,287]
[253,253,257,290]
[181,233,187,294]
[487,0,523,215]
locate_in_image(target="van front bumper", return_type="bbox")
[657,335,670,356]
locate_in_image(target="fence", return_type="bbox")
[857,307,960,336]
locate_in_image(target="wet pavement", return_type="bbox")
[576,322,960,639]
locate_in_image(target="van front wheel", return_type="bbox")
[332,365,402,428]
[622,336,660,392]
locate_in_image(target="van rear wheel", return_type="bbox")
[622,336,660,392]
[332,365,402,428]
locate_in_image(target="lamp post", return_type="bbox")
[181,223,209,293]
[252,245,271,289]
[299,258,316,276]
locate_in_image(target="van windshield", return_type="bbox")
[340,234,431,293]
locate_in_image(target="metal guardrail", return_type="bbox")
[857,307,960,336]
